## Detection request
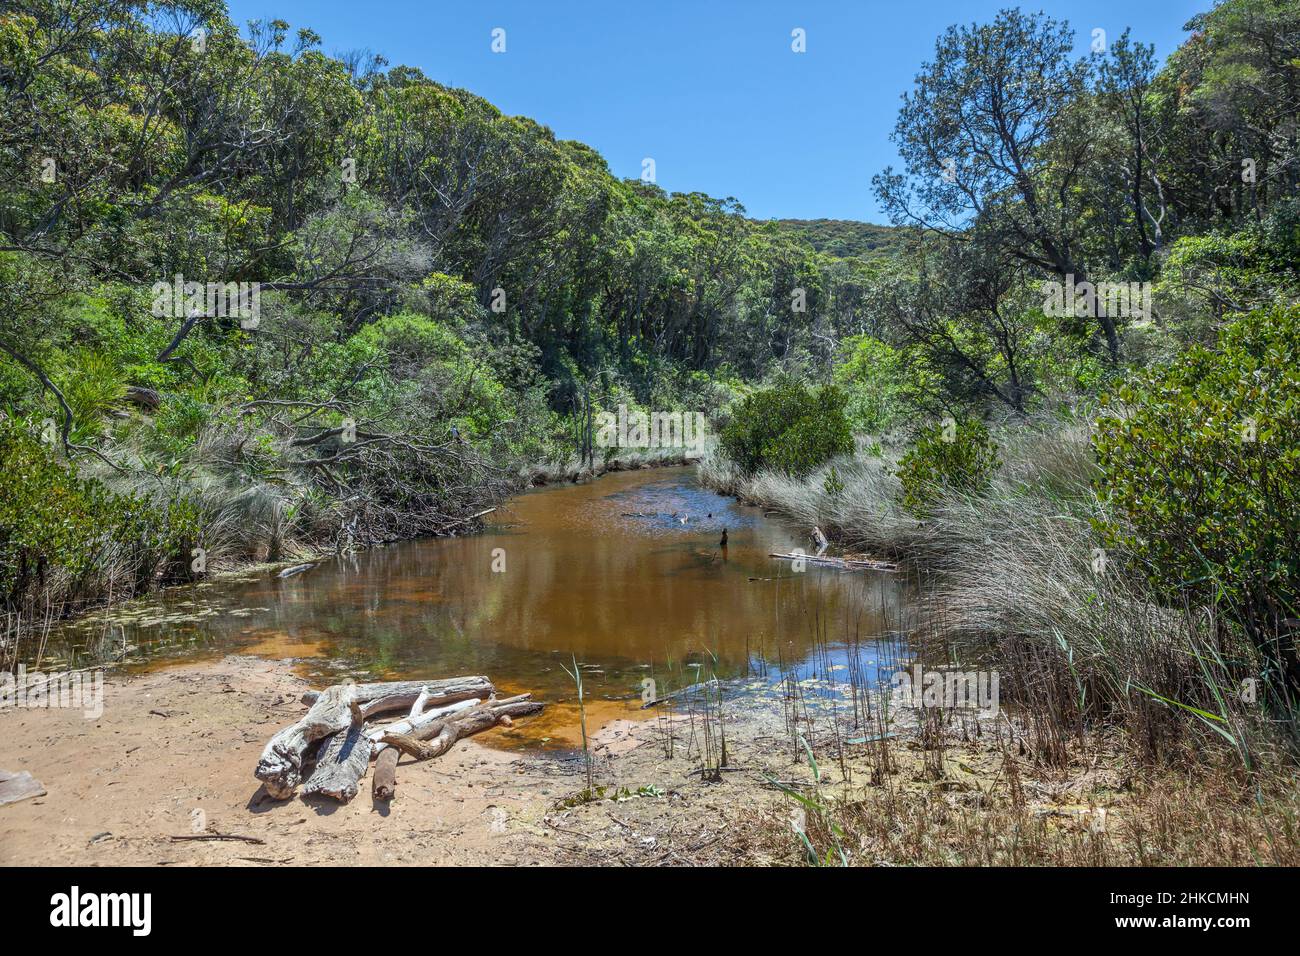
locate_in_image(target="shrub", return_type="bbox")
[0,420,198,611]
[1094,304,1300,696]
[896,417,999,515]
[719,378,853,477]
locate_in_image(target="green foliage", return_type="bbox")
[719,378,854,477]
[771,219,911,262]
[822,465,845,498]
[833,335,907,432]
[1158,200,1300,340]
[57,348,126,442]
[0,420,197,609]
[1,0,1299,641]
[1094,305,1300,656]
[897,418,1000,515]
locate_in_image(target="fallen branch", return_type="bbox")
[367,697,481,754]
[768,552,898,572]
[379,697,542,762]
[438,507,496,531]
[170,832,265,845]
[372,687,430,802]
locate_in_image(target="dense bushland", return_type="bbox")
[0,0,867,626]
[704,0,1300,775]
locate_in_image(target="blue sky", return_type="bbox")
[225,0,1212,223]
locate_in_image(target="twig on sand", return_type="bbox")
[170,832,266,845]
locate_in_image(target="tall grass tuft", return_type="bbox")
[699,422,1291,768]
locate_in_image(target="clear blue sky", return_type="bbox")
[225,0,1212,223]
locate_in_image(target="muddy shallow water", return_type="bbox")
[34,467,908,747]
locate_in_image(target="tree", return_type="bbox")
[873,9,1122,362]
[867,237,1040,415]
[1095,303,1300,700]
[1096,29,1168,269]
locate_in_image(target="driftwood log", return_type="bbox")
[301,676,492,707]
[302,708,372,802]
[259,676,537,806]
[372,695,540,802]
[367,697,480,752]
[370,689,430,802]
[0,769,46,806]
[379,696,542,762]
[255,682,359,799]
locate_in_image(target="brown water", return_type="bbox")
[36,467,907,747]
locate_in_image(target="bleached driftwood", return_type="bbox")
[367,698,480,754]
[379,695,541,763]
[302,711,372,802]
[0,769,46,806]
[255,682,358,799]
[300,676,492,707]
[258,675,540,806]
[371,688,430,802]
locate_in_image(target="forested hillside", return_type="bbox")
[0,0,886,622]
[697,0,1300,803]
[769,219,911,262]
[2,0,1299,688]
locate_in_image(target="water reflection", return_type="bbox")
[38,468,908,746]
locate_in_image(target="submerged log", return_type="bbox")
[300,676,492,708]
[768,551,898,572]
[256,682,358,799]
[640,679,720,710]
